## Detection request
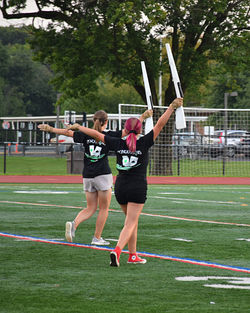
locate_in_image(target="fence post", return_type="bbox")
[177,136,180,176]
[3,143,7,174]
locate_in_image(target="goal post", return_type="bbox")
[118,104,250,177]
[119,103,176,175]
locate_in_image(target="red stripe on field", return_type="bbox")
[0,175,249,184]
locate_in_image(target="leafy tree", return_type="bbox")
[0,25,29,45]
[1,1,249,106]
[0,28,57,117]
[1,1,249,174]
[60,75,143,114]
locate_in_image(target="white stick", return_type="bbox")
[141,61,154,134]
[165,43,186,129]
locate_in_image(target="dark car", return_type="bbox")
[238,132,250,157]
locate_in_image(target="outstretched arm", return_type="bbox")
[153,98,183,141]
[67,124,105,143]
[38,124,74,137]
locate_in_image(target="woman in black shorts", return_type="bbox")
[68,98,183,266]
[38,109,151,246]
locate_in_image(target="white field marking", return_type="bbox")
[15,237,65,241]
[176,276,250,290]
[1,200,249,227]
[14,191,69,194]
[172,201,185,204]
[0,200,85,209]
[158,192,190,195]
[152,196,241,205]
[204,284,250,290]
[105,238,118,242]
[153,186,250,191]
[236,238,250,242]
[171,238,193,242]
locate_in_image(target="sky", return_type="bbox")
[0,1,48,27]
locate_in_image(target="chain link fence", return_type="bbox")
[119,105,250,177]
[1,107,250,176]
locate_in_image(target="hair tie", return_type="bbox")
[129,130,137,134]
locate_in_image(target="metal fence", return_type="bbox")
[1,107,250,176]
[119,105,250,177]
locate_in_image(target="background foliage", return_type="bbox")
[0,0,249,116]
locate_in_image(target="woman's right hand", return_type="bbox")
[170,98,183,110]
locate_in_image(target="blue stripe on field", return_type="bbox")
[1,231,250,274]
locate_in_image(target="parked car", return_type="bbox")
[172,132,201,157]
[50,135,75,152]
[237,132,250,157]
[208,130,248,157]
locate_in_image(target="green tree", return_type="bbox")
[1,1,249,174]
[1,1,249,106]
[0,28,57,117]
[60,75,143,114]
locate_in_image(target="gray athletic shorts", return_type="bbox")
[83,174,113,192]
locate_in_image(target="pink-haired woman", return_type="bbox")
[69,98,183,266]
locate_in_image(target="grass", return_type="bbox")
[1,155,250,176]
[0,184,250,313]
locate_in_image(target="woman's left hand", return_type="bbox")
[67,123,81,130]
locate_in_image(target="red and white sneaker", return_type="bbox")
[110,251,120,267]
[127,254,147,264]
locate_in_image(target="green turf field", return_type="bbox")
[0,184,249,313]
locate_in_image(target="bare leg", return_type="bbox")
[74,191,98,229]
[94,188,112,239]
[116,202,144,251]
[127,223,138,254]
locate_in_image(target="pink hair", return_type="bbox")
[124,118,142,152]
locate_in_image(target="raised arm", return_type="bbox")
[38,124,74,137]
[139,109,153,124]
[67,124,105,143]
[153,98,183,141]
[119,109,153,137]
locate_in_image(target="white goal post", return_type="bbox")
[118,104,250,177]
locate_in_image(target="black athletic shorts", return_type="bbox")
[114,175,147,204]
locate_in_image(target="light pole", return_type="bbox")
[159,38,162,106]
[223,91,238,175]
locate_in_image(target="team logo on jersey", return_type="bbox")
[116,155,140,170]
[85,145,105,162]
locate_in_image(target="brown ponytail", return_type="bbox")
[93,110,108,133]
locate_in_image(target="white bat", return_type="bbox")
[141,61,154,134]
[165,43,186,129]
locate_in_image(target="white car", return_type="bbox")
[209,130,248,157]
[213,130,248,145]
[50,135,74,152]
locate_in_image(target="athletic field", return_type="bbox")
[0,183,249,313]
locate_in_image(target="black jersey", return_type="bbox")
[73,130,122,178]
[104,130,154,178]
